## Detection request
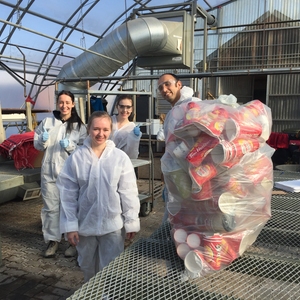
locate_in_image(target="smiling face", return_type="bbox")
[88,115,112,148]
[157,74,182,107]
[57,94,75,120]
[116,98,133,121]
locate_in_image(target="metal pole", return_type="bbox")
[87,80,91,119]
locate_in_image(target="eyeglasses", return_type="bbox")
[118,104,133,110]
[157,80,177,92]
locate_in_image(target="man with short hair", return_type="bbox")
[157,73,199,222]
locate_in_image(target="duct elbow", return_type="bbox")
[207,14,217,27]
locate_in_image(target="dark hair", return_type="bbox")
[115,94,135,121]
[57,90,84,133]
[87,111,112,131]
[159,73,180,82]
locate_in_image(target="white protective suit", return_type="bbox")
[34,111,87,243]
[163,86,199,142]
[162,86,200,222]
[57,137,140,281]
[110,115,142,159]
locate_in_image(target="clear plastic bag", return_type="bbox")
[162,96,274,277]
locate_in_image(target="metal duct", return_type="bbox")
[57,17,182,89]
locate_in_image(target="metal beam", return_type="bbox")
[56,67,300,84]
[0,19,122,64]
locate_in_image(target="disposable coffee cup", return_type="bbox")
[202,234,222,270]
[210,139,260,164]
[173,228,188,244]
[243,99,266,116]
[210,192,237,215]
[184,250,206,273]
[173,122,201,138]
[187,233,202,249]
[210,141,237,164]
[173,141,189,159]
[189,163,218,189]
[172,141,190,172]
[177,243,191,260]
[223,230,258,258]
[186,133,219,166]
[223,118,262,141]
[195,107,229,137]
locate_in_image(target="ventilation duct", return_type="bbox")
[57,17,185,89]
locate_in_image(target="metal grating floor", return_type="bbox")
[68,170,300,300]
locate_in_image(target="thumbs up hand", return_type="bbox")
[133,125,141,136]
[42,129,49,142]
[59,139,69,149]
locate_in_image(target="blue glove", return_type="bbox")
[59,139,69,148]
[133,126,140,136]
[42,130,49,142]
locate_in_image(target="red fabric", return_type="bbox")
[266,132,289,149]
[0,131,40,170]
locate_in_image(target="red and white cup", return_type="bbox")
[202,234,223,270]
[219,238,237,264]
[210,139,260,164]
[186,133,219,167]
[184,249,208,274]
[189,163,218,189]
[223,118,262,141]
[195,107,229,137]
[184,101,202,124]
[222,229,261,259]
[242,99,266,117]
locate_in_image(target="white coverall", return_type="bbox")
[110,115,141,159]
[57,137,140,282]
[162,86,200,222]
[34,112,87,243]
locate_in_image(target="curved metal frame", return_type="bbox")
[0,0,221,107]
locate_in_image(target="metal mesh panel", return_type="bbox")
[68,170,300,300]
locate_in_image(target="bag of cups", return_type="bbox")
[161,95,274,277]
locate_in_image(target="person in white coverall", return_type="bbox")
[34,90,87,258]
[57,111,140,282]
[110,94,142,159]
[157,73,199,223]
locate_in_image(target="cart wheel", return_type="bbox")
[140,202,151,217]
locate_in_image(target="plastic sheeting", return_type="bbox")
[0,131,40,170]
[161,96,274,277]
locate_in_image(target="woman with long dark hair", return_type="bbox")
[34,90,87,258]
